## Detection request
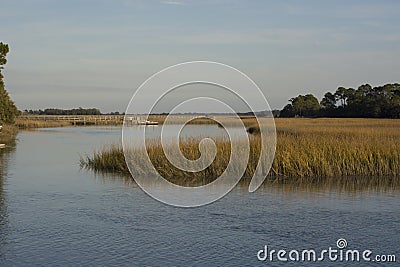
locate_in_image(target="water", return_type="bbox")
[0,126,399,266]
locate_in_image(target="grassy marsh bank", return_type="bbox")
[15,118,72,129]
[81,118,400,186]
[15,116,123,128]
[0,124,18,145]
[15,115,260,129]
[0,125,18,175]
[148,115,259,126]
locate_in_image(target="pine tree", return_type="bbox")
[0,42,19,124]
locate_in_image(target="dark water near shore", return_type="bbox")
[0,126,399,266]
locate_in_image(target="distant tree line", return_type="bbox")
[0,42,19,124]
[280,83,400,118]
[24,108,101,115]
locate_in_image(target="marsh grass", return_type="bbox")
[272,118,400,178]
[148,115,259,127]
[81,138,233,186]
[15,117,122,128]
[81,118,400,187]
[0,125,18,175]
[15,119,72,129]
[80,144,128,174]
[0,124,18,145]
[15,115,259,129]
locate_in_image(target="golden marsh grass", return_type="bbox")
[0,124,18,145]
[15,118,72,129]
[81,118,400,187]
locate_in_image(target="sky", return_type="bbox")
[1,0,400,112]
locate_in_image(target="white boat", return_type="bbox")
[125,117,158,125]
[137,120,158,125]
[0,144,5,149]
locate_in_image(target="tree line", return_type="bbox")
[280,83,400,118]
[23,108,102,115]
[0,42,19,124]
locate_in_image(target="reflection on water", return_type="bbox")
[260,175,400,193]
[0,140,16,259]
[0,152,6,255]
[0,126,399,266]
[90,171,137,187]
[100,173,400,194]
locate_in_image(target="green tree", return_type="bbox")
[0,42,9,80]
[334,87,355,107]
[282,83,400,118]
[0,42,19,124]
[280,103,295,117]
[320,92,336,109]
[281,94,320,117]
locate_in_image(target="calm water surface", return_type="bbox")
[0,126,399,266]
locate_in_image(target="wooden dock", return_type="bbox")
[18,115,125,125]
[17,114,214,126]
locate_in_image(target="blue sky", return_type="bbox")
[1,0,400,112]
